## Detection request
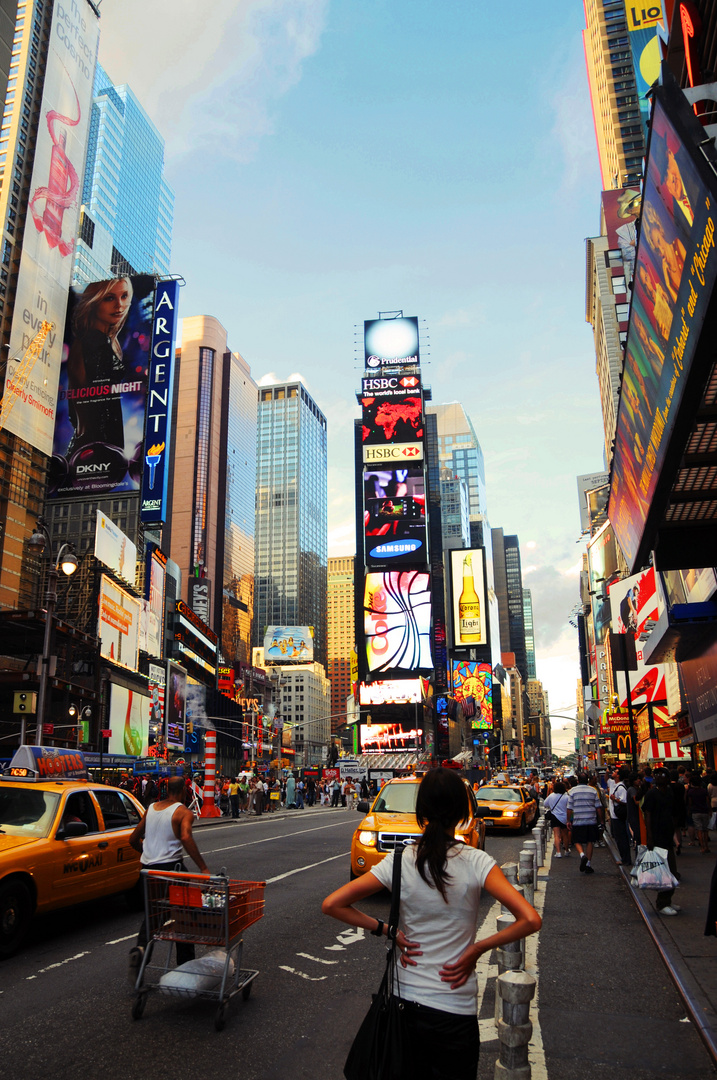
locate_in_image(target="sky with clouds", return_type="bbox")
[98,0,604,726]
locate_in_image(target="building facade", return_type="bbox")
[327,555,354,733]
[426,402,487,547]
[523,588,536,680]
[582,0,647,190]
[164,315,258,663]
[492,529,529,683]
[73,64,174,285]
[275,661,331,766]
[254,379,328,668]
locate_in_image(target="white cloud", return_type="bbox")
[97,0,329,162]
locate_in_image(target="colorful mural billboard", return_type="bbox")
[364,571,432,674]
[450,660,492,730]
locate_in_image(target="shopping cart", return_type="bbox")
[131,868,265,1031]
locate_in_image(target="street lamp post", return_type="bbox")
[28,519,78,747]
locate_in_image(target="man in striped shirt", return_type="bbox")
[567,774,604,874]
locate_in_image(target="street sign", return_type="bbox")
[656,725,679,743]
[43,724,54,735]
[101,729,112,738]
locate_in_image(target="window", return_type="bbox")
[94,789,134,829]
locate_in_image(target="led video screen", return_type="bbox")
[364,571,432,673]
[364,466,427,564]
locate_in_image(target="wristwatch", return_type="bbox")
[371,919,384,937]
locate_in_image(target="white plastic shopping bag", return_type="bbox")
[634,845,679,890]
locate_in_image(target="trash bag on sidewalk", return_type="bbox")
[631,845,679,890]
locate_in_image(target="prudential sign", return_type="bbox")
[140,280,179,525]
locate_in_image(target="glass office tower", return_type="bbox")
[426,402,487,548]
[73,64,174,284]
[255,381,328,667]
[523,588,536,679]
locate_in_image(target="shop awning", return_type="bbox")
[638,738,690,763]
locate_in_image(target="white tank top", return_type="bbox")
[141,802,184,865]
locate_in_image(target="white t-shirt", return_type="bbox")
[610,781,627,820]
[371,843,496,1015]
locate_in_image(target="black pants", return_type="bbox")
[656,842,677,910]
[612,817,632,864]
[136,859,195,966]
[400,998,479,1080]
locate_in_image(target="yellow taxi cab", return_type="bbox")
[0,745,145,957]
[474,780,538,833]
[350,775,487,879]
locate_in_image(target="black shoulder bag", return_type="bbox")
[344,845,406,1080]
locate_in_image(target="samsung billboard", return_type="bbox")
[364,466,427,566]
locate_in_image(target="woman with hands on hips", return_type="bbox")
[322,768,541,1080]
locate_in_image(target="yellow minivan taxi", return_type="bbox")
[350,775,486,879]
[0,746,145,957]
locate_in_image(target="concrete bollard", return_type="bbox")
[531,827,543,866]
[518,851,534,906]
[501,862,519,885]
[495,970,536,1080]
[494,913,525,1023]
[524,840,538,890]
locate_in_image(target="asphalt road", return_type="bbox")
[0,806,525,1080]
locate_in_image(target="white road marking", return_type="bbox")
[324,944,345,951]
[265,851,349,884]
[337,926,365,945]
[279,965,327,982]
[198,807,349,835]
[26,951,90,979]
[205,820,353,855]
[105,934,136,945]
[296,952,339,965]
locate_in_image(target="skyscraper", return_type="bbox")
[582,0,648,190]
[426,402,487,547]
[254,379,328,668]
[327,555,354,731]
[73,64,174,285]
[492,528,528,683]
[523,588,536,680]
[164,316,257,663]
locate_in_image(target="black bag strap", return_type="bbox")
[387,844,404,941]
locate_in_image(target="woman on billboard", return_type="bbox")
[65,277,133,466]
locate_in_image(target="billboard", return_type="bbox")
[601,189,639,282]
[5,0,100,454]
[363,442,423,464]
[587,522,618,647]
[263,626,314,663]
[144,546,167,658]
[148,662,165,732]
[609,83,717,568]
[364,317,419,369]
[364,466,427,565]
[359,723,423,753]
[361,394,424,446]
[49,275,155,498]
[577,472,609,534]
[94,510,137,587]
[609,567,667,710]
[626,1,664,138]
[108,684,149,758]
[358,679,422,705]
[98,575,140,671]
[449,549,487,647]
[450,660,492,730]
[173,600,218,683]
[165,660,187,750]
[364,571,432,673]
[140,280,180,525]
[361,374,421,398]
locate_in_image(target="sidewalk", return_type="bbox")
[603,828,717,1063]
[535,837,717,1079]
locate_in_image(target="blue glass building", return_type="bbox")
[73,64,174,284]
[254,381,328,668]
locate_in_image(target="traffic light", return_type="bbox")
[14,691,37,713]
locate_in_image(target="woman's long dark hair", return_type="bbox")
[414,768,470,902]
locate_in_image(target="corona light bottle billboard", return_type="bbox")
[458,554,481,643]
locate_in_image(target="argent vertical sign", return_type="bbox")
[141,280,179,524]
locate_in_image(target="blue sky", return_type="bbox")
[99,0,605,719]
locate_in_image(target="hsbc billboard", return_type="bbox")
[361,374,421,398]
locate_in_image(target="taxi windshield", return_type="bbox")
[479,787,522,802]
[373,783,419,814]
[0,786,61,837]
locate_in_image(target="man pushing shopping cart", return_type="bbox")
[127,776,210,982]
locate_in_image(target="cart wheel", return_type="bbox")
[242,980,253,1001]
[215,1005,226,1031]
[131,993,147,1020]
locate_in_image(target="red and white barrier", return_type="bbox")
[200,729,221,817]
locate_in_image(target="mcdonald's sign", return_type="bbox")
[616,733,633,754]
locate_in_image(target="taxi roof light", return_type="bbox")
[1,745,88,783]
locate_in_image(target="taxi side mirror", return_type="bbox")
[59,821,89,839]
[474,806,492,819]
[357,800,370,813]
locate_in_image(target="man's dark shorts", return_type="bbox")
[571,824,599,844]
